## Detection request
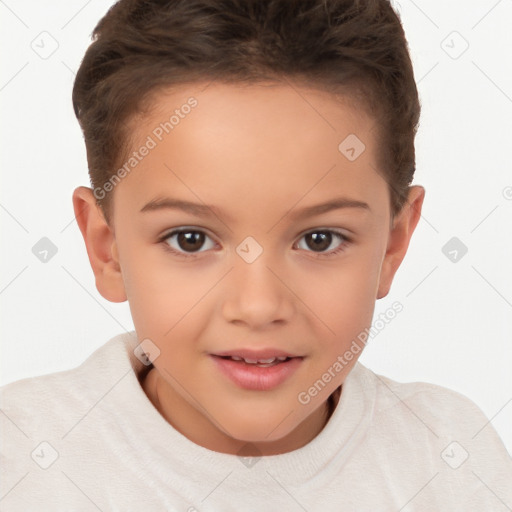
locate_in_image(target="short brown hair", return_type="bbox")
[73,0,420,224]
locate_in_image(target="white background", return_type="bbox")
[1,0,511,455]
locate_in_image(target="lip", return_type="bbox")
[210,354,303,391]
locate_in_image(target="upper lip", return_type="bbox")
[211,349,302,360]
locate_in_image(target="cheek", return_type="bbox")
[123,265,214,347]
[116,241,171,333]
[299,257,381,363]
[302,255,380,321]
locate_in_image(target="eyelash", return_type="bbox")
[158,228,351,260]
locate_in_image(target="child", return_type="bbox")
[1,0,511,510]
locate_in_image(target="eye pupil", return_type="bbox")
[167,229,343,257]
[178,231,204,252]
[306,232,331,252]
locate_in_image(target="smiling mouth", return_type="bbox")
[215,355,295,367]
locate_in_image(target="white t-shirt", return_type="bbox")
[1,331,511,511]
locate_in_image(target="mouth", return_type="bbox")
[214,354,296,367]
[209,350,304,391]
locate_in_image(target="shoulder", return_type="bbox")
[354,361,512,463]
[368,368,489,428]
[350,363,512,506]
[350,361,512,454]
[0,332,149,507]
[0,331,139,444]
[351,363,484,424]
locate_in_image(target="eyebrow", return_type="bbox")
[140,196,371,221]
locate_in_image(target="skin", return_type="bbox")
[73,81,424,456]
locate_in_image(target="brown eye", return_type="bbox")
[296,230,348,255]
[304,232,332,252]
[163,229,215,254]
[176,231,205,252]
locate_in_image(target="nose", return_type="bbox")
[221,252,295,329]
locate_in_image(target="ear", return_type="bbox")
[72,187,127,303]
[377,185,425,299]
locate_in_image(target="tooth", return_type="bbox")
[277,356,288,361]
[230,356,243,361]
[257,358,276,364]
[244,358,258,364]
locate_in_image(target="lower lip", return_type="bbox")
[210,356,303,391]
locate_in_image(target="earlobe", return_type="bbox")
[72,187,127,303]
[377,186,425,299]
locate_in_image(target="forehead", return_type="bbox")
[116,81,388,222]
[141,80,374,144]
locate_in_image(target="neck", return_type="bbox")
[141,367,339,456]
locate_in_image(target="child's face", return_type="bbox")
[74,81,424,454]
